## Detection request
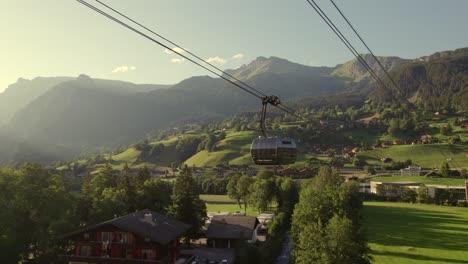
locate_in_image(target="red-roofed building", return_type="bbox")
[61,209,191,264]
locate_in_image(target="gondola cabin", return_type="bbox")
[250,137,297,165]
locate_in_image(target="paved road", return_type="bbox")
[275,232,291,264]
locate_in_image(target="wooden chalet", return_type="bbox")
[205,215,259,249]
[61,209,191,264]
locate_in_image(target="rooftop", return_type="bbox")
[63,209,191,245]
[205,215,258,240]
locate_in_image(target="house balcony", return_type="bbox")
[59,255,167,264]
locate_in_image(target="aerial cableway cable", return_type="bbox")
[76,0,300,165]
[76,0,263,100]
[329,0,407,101]
[76,0,304,122]
[305,0,401,104]
[93,0,306,121]
[94,0,269,99]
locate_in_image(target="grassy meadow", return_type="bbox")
[364,202,468,264]
[200,195,468,263]
[358,144,468,169]
[371,176,466,186]
[200,194,267,217]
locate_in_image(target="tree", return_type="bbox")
[92,187,127,221]
[138,179,172,213]
[387,118,400,136]
[171,165,206,242]
[256,169,274,179]
[364,166,376,175]
[237,175,252,214]
[0,164,74,263]
[440,162,451,177]
[461,168,468,179]
[205,135,216,152]
[136,165,151,186]
[291,167,371,264]
[99,162,118,188]
[440,125,448,136]
[119,163,138,211]
[416,184,428,204]
[276,177,299,216]
[446,122,453,133]
[249,178,276,213]
[400,187,417,203]
[227,173,242,208]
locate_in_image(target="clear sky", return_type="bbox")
[1,0,467,92]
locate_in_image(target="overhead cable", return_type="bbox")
[329,0,406,100]
[305,0,401,104]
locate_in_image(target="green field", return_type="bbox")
[364,202,468,264]
[358,144,468,169]
[371,176,466,186]
[200,194,263,217]
[185,131,256,167]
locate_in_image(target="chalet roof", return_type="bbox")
[63,209,190,245]
[205,215,258,240]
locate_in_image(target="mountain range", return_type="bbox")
[1,47,466,164]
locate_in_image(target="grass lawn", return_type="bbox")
[200,194,263,217]
[364,202,468,264]
[185,131,256,167]
[358,144,468,169]
[371,176,466,186]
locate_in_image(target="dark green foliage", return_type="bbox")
[440,162,451,177]
[136,166,151,186]
[371,47,468,112]
[364,166,376,175]
[417,184,429,204]
[197,174,228,194]
[461,168,468,179]
[119,164,138,212]
[0,164,74,263]
[175,136,203,161]
[400,187,417,203]
[171,166,207,241]
[291,167,371,264]
[249,178,276,213]
[137,179,172,213]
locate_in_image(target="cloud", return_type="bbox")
[205,56,226,65]
[112,65,136,73]
[164,47,187,55]
[171,58,185,64]
[232,53,245,60]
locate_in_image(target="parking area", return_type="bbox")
[181,248,235,264]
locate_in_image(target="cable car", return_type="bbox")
[251,137,297,165]
[249,95,298,165]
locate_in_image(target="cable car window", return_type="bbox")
[282,141,292,144]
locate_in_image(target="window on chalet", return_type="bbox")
[120,232,132,244]
[101,231,112,242]
[141,249,153,260]
[81,245,92,256]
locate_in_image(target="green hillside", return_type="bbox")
[358,144,468,169]
[184,131,255,167]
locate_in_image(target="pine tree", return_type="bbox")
[171,165,206,242]
[119,163,137,211]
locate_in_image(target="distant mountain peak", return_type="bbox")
[332,54,411,81]
[17,77,29,83]
[224,56,328,81]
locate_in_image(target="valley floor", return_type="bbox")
[364,202,468,264]
[201,195,468,264]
